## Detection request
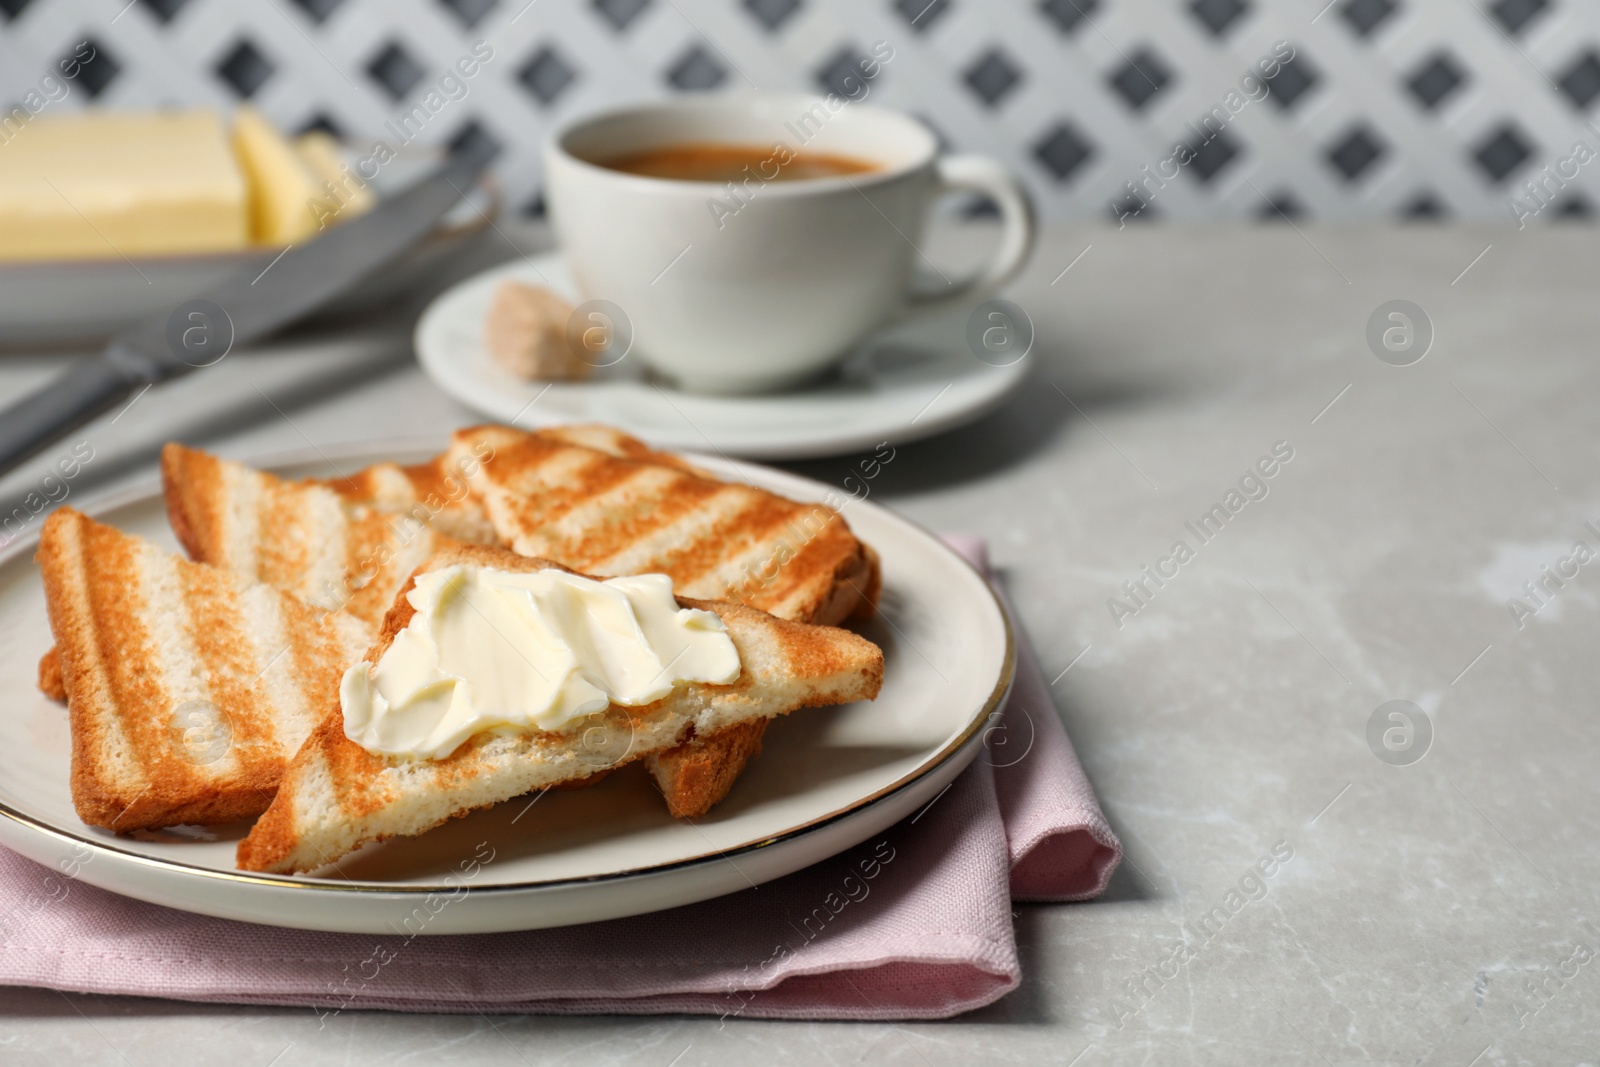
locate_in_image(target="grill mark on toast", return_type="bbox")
[702,516,861,621]
[576,480,742,578]
[83,527,187,821]
[178,563,283,792]
[327,470,377,502]
[655,492,803,600]
[165,445,252,572]
[323,711,393,821]
[321,459,492,544]
[256,473,313,595]
[492,444,635,533]
[604,489,768,598]
[761,601,858,678]
[400,459,464,506]
[340,510,412,625]
[263,487,349,615]
[688,523,812,608]
[522,465,707,568]
[538,424,698,471]
[326,464,405,504]
[449,426,526,471]
[403,459,496,544]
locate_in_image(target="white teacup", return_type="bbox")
[544,93,1036,395]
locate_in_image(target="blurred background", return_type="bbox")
[4,0,1599,224]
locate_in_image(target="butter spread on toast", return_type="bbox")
[342,566,739,759]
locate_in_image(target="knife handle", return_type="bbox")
[0,357,139,476]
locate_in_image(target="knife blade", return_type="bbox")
[0,140,495,477]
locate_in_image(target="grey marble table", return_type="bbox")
[1,221,1595,1065]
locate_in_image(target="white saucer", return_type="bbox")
[0,441,1013,934]
[414,252,1030,460]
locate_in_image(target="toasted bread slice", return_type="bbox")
[37,508,373,831]
[448,425,881,815]
[161,442,466,627]
[450,425,878,624]
[645,718,768,819]
[236,544,883,874]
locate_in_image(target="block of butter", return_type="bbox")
[0,110,249,262]
[232,105,325,245]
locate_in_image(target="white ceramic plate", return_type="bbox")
[415,252,1029,460]
[0,154,496,348]
[0,441,1012,934]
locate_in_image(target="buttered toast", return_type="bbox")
[37,508,373,831]
[450,425,881,815]
[236,544,884,874]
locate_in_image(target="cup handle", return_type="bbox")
[902,154,1037,319]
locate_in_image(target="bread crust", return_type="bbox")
[37,647,65,703]
[160,441,208,563]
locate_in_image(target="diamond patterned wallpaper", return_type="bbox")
[2,0,1599,223]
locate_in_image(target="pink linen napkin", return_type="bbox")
[0,538,1120,1020]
